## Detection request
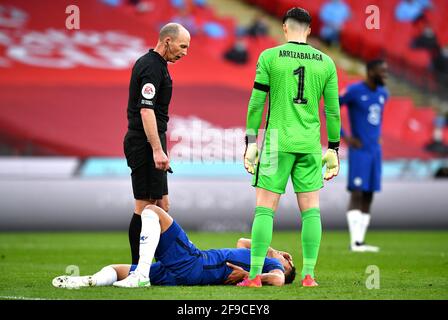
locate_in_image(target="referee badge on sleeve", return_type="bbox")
[142,83,156,99]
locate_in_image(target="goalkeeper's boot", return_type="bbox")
[52,275,96,289]
[350,242,380,253]
[113,271,150,288]
[301,275,318,287]
[237,275,262,288]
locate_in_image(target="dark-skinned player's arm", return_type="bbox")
[339,86,363,149]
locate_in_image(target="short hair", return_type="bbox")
[159,23,180,41]
[282,7,312,26]
[366,59,385,72]
[284,265,297,284]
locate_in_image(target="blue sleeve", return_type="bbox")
[339,85,354,106]
[339,85,355,138]
[262,257,284,273]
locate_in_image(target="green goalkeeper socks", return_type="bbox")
[248,206,321,280]
[301,208,322,279]
[249,206,275,279]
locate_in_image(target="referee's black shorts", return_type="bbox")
[123,130,168,200]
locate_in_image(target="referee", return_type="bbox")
[124,23,190,264]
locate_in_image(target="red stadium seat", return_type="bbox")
[383,97,414,140]
[0,0,439,159]
[402,107,436,146]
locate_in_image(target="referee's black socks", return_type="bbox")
[129,213,142,265]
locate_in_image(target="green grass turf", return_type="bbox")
[0,231,447,300]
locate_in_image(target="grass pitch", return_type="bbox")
[0,231,447,300]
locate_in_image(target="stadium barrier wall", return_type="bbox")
[1,177,447,231]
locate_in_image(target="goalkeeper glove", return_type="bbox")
[244,136,258,174]
[322,143,340,181]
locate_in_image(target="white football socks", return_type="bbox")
[92,266,118,286]
[347,210,372,245]
[134,208,161,279]
[347,209,363,245]
[359,213,371,244]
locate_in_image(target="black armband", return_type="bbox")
[328,141,340,151]
[253,81,270,92]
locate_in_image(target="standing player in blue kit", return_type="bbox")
[339,59,389,252]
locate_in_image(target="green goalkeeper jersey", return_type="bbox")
[246,41,341,153]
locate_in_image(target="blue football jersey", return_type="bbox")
[148,248,284,286]
[199,248,284,285]
[145,221,285,286]
[339,81,389,150]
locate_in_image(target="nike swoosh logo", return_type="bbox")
[138,280,150,287]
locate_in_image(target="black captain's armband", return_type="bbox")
[253,82,270,92]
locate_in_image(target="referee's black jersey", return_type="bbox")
[127,49,172,134]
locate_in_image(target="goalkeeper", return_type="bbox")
[239,7,340,288]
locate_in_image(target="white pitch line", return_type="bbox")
[0,295,49,300]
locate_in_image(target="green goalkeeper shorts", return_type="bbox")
[252,149,323,194]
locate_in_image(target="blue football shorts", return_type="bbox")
[347,147,382,192]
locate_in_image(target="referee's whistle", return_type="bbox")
[167,167,173,174]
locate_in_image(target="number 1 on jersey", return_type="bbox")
[293,66,308,105]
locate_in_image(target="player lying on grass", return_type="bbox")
[52,205,296,289]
